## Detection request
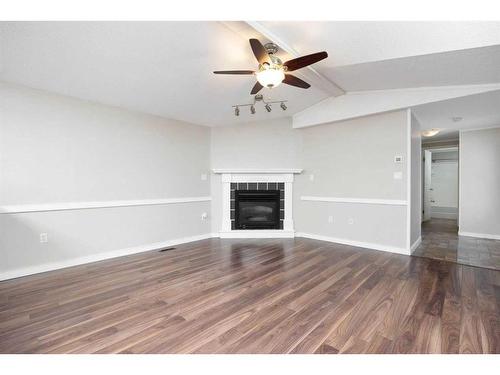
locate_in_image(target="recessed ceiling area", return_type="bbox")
[412,89,500,133]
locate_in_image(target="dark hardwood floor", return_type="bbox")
[0,237,498,353]
[413,218,500,270]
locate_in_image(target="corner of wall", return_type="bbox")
[406,109,412,252]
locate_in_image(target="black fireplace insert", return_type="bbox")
[234,190,280,229]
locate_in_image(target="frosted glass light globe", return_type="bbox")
[256,67,285,88]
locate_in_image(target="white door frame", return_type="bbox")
[423,150,432,222]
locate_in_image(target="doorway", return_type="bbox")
[414,147,461,263]
[423,147,459,223]
[413,145,500,270]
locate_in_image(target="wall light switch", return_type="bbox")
[348,218,354,225]
[40,233,48,243]
[394,155,403,163]
[201,212,208,220]
[393,171,403,180]
[201,173,207,181]
[309,174,314,182]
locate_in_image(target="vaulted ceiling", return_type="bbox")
[1,21,500,130]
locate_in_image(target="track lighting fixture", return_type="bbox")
[232,95,288,117]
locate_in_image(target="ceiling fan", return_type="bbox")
[214,39,328,95]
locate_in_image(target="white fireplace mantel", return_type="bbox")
[212,169,303,238]
[212,169,303,174]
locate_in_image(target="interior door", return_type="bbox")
[423,150,432,221]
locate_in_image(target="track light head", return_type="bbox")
[234,106,240,116]
[250,105,256,114]
[280,102,287,111]
[265,104,272,112]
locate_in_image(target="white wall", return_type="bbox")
[430,150,458,219]
[459,127,500,239]
[0,82,212,279]
[295,110,410,253]
[410,113,422,248]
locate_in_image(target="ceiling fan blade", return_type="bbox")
[249,39,271,65]
[251,81,264,95]
[213,70,254,75]
[283,74,311,89]
[284,51,328,71]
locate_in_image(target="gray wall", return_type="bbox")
[459,127,500,238]
[210,117,302,170]
[210,118,302,233]
[210,110,411,251]
[410,113,422,247]
[295,110,409,251]
[2,83,418,278]
[0,82,212,279]
[297,111,407,199]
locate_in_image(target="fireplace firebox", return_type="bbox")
[235,190,281,230]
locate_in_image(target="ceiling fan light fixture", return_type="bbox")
[422,128,440,137]
[256,67,285,88]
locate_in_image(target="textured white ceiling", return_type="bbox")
[257,21,500,67]
[328,45,500,91]
[1,21,500,128]
[412,90,500,131]
[0,21,329,127]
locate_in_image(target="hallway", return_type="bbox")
[413,219,500,270]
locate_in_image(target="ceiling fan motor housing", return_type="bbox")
[264,42,279,55]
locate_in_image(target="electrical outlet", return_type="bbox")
[40,233,48,243]
[201,212,208,220]
[393,171,403,180]
[348,218,354,225]
[200,173,207,181]
[328,216,334,224]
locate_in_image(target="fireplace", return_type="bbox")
[213,169,302,238]
[234,190,281,230]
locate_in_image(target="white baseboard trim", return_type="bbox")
[295,232,410,255]
[0,233,214,281]
[410,236,422,253]
[0,196,212,214]
[458,231,500,240]
[218,230,295,239]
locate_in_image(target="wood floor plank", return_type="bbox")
[0,237,498,353]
